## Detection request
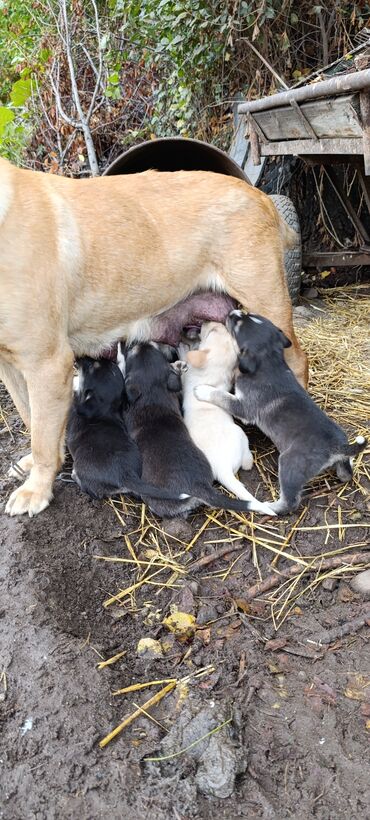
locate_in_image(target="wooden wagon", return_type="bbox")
[233,65,370,272]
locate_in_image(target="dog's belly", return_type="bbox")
[69,291,237,356]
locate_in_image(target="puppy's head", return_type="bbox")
[226,310,292,375]
[186,321,237,371]
[125,342,187,404]
[75,357,126,418]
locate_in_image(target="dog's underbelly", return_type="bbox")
[69,291,237,357]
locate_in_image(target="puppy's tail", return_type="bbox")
[346,435,367,457]
[193,485,275,517]
[279,215,299,250]
[122,477,191,503]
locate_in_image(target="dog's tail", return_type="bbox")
[193,485,275,516]
[346,435,367,457]
[122,477,191,503]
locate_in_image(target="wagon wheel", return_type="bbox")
[268,194,302,305]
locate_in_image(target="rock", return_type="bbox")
[196,604,219,625]
[322,577,338,592]
[159,703,246,799]
[351,569,370,597]
[302,287,319,299]
[161,517,193,543]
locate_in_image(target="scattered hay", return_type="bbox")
[102,287,369,633]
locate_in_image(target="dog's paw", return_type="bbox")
[241,452,254,471]
[5,481,52,517]
[194,385,214,403]
[8,452,34,479]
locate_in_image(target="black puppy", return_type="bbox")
[67,356,189,502]
[194,310,366,514]
[123,341,275,518]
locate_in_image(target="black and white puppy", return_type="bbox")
[67,356,189,502]
[123,341,275,518]
[195,310,366,514]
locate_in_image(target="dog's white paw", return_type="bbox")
[5,481,52,517]
[8,452,34,479]
[242,452,254,471]
[194,385,214,403]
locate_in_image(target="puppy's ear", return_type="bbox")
[125,376,141,404]
[238,349,258,375]
[279,330,292,349]
[186,349,210,368]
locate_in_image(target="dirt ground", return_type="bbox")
[0,302,369,820]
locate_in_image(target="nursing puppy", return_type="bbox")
[66,356,189,502]
[183,321,273,513]
[124,342,275,518]
[195,311,367,514]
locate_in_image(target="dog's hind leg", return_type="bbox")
[335,458,353,482]
[269,450,313,515]
[5,345,74,517]
[240,432,254,471]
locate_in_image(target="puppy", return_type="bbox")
[124,341,274,518]
[182,321,274,514]
[195,311,367,514]
[66,356,189,502]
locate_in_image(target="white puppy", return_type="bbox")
[182,321,275,515]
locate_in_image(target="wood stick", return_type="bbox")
[189,543,245,571]
[244,551,370,602]
[308,611,370,645]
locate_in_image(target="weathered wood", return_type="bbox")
[253,95,363,141]
[229,113,249,168]
[249,119,261,166]
[260,137,363,156]
[360,90,370,175]
[303,250,370,267]
[238,67,370,114]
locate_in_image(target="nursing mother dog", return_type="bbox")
[0,156,307,517]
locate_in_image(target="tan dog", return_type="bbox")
[0,158,307,516]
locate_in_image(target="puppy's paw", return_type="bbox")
[8,452,34,479]
[194,385,214,403]
[5,481,52,517]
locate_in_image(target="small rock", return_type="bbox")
[303,287,319,299]
[161,517,193,543]
[351,569,370,597]
[322,577,338,592]
[197,604,219,625]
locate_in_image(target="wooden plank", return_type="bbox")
[360,90,370,175]
[303,250,370,267]
[229,115,249,168]
[260,137,363,157]
[254,95,363,141]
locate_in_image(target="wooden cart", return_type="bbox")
[233,66,370,270]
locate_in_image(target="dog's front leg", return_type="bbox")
[5,347,74,517]
[194,386,249,422]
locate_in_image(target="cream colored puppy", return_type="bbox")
[182,322,275,515]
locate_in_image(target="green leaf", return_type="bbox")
[10,78,32,107]
[0,107,15,136]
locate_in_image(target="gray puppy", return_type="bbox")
[195,310,366,514]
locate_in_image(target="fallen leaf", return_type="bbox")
[136,638,163,658]
[265,637,287,652]
[233,598,251,614]
[344,674,370,702]
[163,610,196,640]
[196,627,211,645]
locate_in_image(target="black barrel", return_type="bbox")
[103,136,250,182]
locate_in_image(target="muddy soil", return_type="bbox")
[0,380,369,820]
